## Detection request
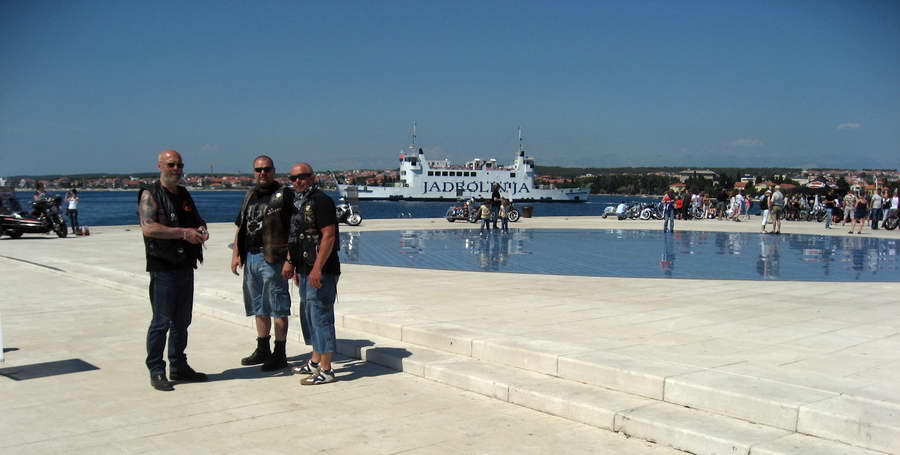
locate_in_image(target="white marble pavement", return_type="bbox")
[1,215,898,454]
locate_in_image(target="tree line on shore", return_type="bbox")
[538,167,898,197]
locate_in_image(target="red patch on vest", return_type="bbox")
[183,201,192,212]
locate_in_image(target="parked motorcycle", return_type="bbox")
[446,198,479,223]
[0,189,68,239]
[639,202,664,220]
[806,203,826,223]
[335,197,362,226]
[446,199,520,223]
[884,210,898,230]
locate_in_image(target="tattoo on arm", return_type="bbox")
[139,191,159,227]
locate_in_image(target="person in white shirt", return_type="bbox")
[890,189,899,219]
[759,190,771,233]
[871,190,884,230]
[731,192,745,221]
[66,189,81,235]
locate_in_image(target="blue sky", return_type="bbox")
[1,0,898,175]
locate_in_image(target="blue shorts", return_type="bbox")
[242,252,291,317]
[299,274,339,354]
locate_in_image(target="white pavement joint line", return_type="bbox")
[661,372,667,401]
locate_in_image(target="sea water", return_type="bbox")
[11,191,671,227]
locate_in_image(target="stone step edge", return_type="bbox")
[335,311,897,446]
[334,326,889,455]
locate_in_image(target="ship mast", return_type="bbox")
[518,126,526,156]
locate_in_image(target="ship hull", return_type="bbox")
[338,183,590,202]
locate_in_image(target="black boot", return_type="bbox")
[261,340,287,371]
[241,336,271,366]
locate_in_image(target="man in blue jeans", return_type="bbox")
[823,191,835,229]
[283,162,341,385]
[138,149,209,391]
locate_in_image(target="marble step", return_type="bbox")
[333,327,892,455]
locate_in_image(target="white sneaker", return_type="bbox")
[301,369,336,385]
[292,360,318,375]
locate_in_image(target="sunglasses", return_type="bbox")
[254,166,274,173]
[166,162,185,169]
[288,172,313,181]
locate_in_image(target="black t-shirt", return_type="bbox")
[824,194,835,208]
[717,191,727,202]
[291,189,341,275]
[147,187,200,272]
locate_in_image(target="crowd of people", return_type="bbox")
[480,183,512,234]
[138,150,342,392]
[659,186,899,235]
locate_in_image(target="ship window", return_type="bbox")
[510,173,516,178]
[428,171,434,176]
[442,171,448,176]
[471,172,477,177]
[410,158,417,165]
[463,172,470,177]
[401,171,406,175]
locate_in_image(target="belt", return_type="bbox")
[248,246,263,254]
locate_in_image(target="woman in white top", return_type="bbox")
[890,189,899,218]
[66,189,80,235]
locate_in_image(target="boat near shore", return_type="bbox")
[337,128,590,203]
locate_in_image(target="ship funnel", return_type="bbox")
[418,148,424,155]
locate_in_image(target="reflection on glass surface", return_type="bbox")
[338,229,900,282]
[660,234,675,277]
[756,235,780,279]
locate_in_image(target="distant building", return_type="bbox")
[676,169,718,182]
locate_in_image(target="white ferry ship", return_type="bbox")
[337,128,590,203]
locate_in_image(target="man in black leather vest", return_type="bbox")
[138,149,209,391]
[283,163,342,385]
[231,155,294,371]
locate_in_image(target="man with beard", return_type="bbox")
[232,155,295,371]
[139,149,209,391]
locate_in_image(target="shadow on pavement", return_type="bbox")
[204,341,410,382]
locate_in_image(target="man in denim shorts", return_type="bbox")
[284,162,341,385]
[232,155,294,371]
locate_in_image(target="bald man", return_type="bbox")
[283,163,341,385]
[138,149,209,391]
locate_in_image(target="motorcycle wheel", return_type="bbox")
[8,230,23,239]
[816,213,824,223]
[884,217,898,230]
[347,214,362,226]
[639,208,651,220]
[55,220,68,238]
[508,209,520,222]
[467,214,478,223]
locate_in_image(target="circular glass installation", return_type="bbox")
[337,229,900,282]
